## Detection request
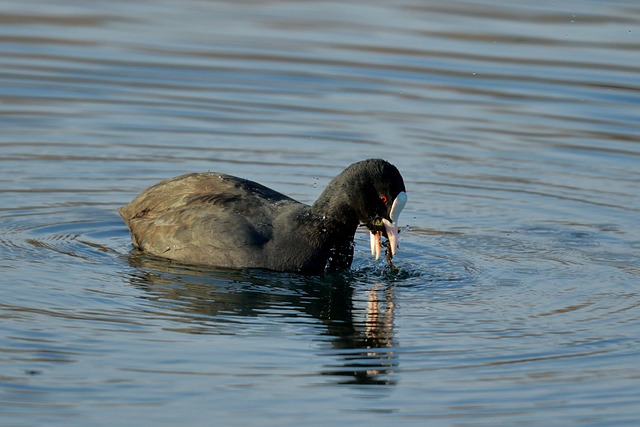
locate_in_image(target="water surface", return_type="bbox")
[1,0,640,425]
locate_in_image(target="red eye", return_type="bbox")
[380,195,388,203]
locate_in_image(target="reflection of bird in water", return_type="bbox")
[321,282,397,385]
[126,254,398,386]
[365,283,396,373]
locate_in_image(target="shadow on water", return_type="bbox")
[126,253,401,386]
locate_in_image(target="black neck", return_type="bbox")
[311,171,362,232]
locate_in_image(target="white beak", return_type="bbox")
[370,191,407,259]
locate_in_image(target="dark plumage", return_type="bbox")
[119,159,407,274]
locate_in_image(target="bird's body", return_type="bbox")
[120,159,407,274]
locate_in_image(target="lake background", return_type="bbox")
[1,0,639,425]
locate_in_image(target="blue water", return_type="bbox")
[1,0,640,425]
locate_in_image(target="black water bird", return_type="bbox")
[119,159,407,274]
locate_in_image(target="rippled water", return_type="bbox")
[2,0,640,425]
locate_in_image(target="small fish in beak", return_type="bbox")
[370,191,407,260]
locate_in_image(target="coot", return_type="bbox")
[119,158,407,274]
